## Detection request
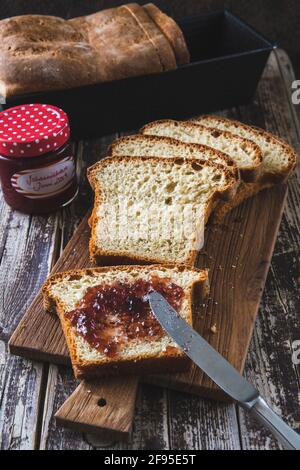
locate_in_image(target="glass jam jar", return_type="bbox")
[0,103,78,214]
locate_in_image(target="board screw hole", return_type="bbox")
[97,398,107,407]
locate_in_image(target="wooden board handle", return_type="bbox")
[55,376,138,440]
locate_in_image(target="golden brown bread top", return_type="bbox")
[69,4,164,82]
[0,4,188,97]
[0,15,105,97]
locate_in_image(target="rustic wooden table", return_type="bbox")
[0,49,299,450]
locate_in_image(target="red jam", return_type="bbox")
[0,104,78,214]
[65,276,184,357]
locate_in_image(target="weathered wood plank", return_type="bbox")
[39,365,88,450]
[167,391,241,450]
[81,383,236,451]
[0,205,59,448]
[0,349,45,449]
[238,50,300,450]
[0,214,58,340]
[278,52,300,137]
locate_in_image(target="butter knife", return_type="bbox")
[148,291,300,450]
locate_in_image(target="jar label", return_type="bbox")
[11,156,75,199]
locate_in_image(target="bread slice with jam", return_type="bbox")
[43,265,208,379]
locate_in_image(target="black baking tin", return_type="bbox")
[0,10,275,140]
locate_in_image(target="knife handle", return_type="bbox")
[249,396,300,450]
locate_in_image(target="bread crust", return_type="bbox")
[143,3,190,65]
[0,5,183,97]
[194,115,298,183]
[42,265,208,379]
[69,5,163,82]
[73,355,191,379]
[141,119,263,182]
[123,3,176,72]
[107,133,240,181]
[0,15,105,97]
[87,155,238,266]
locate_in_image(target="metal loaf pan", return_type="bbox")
[1,10,275,139]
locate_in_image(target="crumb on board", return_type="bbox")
[210,324,217,334]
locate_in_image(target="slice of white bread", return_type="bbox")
[192,115,298,222]
[193,115,298,183]
[143,3,190,65]
[107,134,239,179]
[87,156,238,266]
[43,265,208,379]
[141,119,263,182]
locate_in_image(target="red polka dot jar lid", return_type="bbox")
[0,104,70,157]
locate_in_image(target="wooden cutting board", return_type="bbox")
[9,182,288,435]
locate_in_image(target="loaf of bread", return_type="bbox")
[192,115,298,221]
[0,3,189,97]
[87,156,238,266]
[141,119,263,182]
[43,265,208,379]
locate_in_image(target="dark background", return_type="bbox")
[0,0,299,77]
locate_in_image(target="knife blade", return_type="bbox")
[148,290,300,450]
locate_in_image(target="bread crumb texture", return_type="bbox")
[89,157,235,264]
[142,120,261,170]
